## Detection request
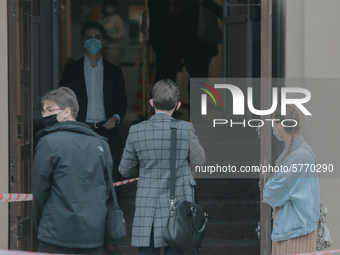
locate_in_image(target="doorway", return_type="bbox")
[8,0,272,253]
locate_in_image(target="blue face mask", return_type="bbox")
[273,125,284,142]
[84,38,102,55]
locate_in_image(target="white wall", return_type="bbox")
[284,0,305,78]
[285,0,340,250]
[0,0,8,250]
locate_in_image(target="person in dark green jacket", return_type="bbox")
[32,87,113,254]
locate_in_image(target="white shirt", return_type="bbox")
[83,55,107,123]
[83,55,121,123]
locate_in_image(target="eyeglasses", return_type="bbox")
[41,108,65,117]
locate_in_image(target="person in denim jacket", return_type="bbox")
[263,105,320,255]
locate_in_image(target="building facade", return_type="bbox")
[0,0,340,254]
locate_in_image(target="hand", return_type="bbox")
[103,116,118,130]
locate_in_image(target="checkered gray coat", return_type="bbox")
[119,113,205,248]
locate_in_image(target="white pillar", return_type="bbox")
[0,0,9,249]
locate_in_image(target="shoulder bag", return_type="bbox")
[317,204,333,250]
[102,139,127,245]
[164,120,208,255]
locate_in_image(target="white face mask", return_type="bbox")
[273,124,284,142]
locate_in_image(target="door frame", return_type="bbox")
[260,0,273,254]
[8,0,33,250]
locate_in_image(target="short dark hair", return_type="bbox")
[41,87,79,119]
[80,21,107,40]
[152,79,179,111]
[102,0,118,15]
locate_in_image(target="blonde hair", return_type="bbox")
[42,87,79,119]
[152,79,179,111]
[274,105,300,164]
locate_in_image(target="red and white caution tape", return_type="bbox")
[0,194,33,203]
[287,248,340,255]
[113,178,138,187]
[0,179,138,202]
[0,249,71,255]
[0,250,37,255]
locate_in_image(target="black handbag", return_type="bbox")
[197,0,223,46]
[104,144,127,245]
[164,120,208,255]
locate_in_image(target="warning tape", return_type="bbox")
[0,249,70,255]
[113,178,139,187]
[286,248,340,255]
[0,178,138,202]
[0,194,32,203]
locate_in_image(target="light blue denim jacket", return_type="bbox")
[263,135,320,241]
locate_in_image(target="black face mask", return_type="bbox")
[174,102,178,113]
[43,114,59,128]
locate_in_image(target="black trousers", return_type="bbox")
[153,49,213,99]
[89,124,122,199]
[39,241,103,255]
[138,228,184,255]
[183,50,214,98]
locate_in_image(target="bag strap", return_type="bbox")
[300,146,317,164]
[100,138,120,209]
[106,161,120,209]
[297,146,325,220]
[285,146,317,165]
[169,120,180,208]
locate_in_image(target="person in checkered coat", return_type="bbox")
[119,79,205,255]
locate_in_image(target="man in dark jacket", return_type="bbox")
[60,21,127,190]
[32,87,113,254]
[148,0,223,92]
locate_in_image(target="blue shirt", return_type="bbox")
[263,135,320,241]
